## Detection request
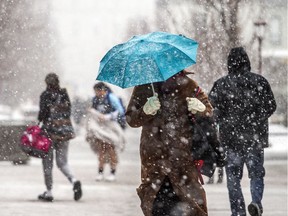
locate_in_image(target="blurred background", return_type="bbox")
[0,0,286,126]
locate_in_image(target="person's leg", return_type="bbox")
[246,148,265,215]
[225,149,246,216]
[55,141,82,201]
[39,147,54,201]
[95,142,105,181]
[217,167,224,183]
[106,144,118,181]
[108,145,118,171]
[55,141,75,183]
[42,147,54,191]
[207,175,214,184]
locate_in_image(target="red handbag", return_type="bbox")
[20,125,52,158]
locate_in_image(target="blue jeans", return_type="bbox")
[225,147,265,216]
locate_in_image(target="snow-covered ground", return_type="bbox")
[266,124,288,160]
[0,124,287,216]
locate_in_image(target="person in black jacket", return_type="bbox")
[209,47,276,216]
[38,73,82,202]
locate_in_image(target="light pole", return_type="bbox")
[254,20,267,75]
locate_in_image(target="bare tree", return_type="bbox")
[155,0,261,90]
[125,17,151,40]
[0,0,59,107]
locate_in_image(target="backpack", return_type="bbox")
[189,87,226,181]
[47,89,75,141]
[108,94,127,129]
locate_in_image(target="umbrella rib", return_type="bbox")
[150,55,166,81]
[121,59,130,88]
[150,46,196,80]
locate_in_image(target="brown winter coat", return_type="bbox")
[126,74,213,216]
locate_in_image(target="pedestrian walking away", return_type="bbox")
[86,82,125,182]
[126,70,213,216]
[209,47,277,216]
[38,73,82,202]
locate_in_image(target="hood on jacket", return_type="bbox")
[227,47,251,74]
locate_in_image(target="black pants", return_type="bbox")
[152,177,181,216]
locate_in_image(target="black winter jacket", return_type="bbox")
[209,47,276,150]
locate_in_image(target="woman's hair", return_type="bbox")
[93,82,112,93]
[45,73,60,90]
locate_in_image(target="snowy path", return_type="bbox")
[0,125,287,215]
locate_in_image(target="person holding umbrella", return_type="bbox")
[96,32,212,215]
[126,70,212,215]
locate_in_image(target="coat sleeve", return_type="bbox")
[125,86,155,128]
[208,81,225,123]
[38,92,49,122]
[253,77,277,122]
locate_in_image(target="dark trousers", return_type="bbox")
[225,147,265,216]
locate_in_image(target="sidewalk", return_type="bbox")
[0,126,287,216]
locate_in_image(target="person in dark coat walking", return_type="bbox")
[38,73,82,202]
[209,47,276,216]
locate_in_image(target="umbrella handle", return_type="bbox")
[150,83,157,96]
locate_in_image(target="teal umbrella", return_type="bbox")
[96,31,198,89]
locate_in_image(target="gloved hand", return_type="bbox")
[186,97,206,114]
[143,94,161,115]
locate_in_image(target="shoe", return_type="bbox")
[95,173,104,181]
[105,174,116,182]
[248,203,262,216]
[38,192,54,202]
[73,181,82,201]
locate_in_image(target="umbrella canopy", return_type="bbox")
[97,31,198,88]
